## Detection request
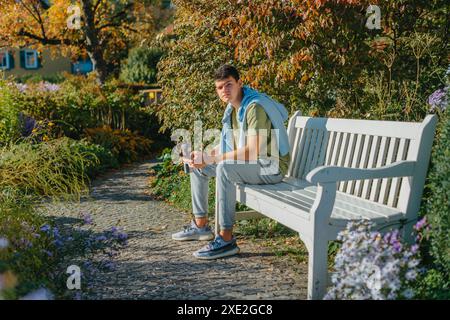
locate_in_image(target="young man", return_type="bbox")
[171,64,291,259]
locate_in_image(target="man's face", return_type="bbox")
[215,76,242,104]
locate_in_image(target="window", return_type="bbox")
[0,51,10,70]
[71,58,93,75]
[23,50,38,69]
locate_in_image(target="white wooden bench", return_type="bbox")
[214,112,438,300]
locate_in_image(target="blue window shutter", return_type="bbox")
[19,50,25,68]
[37,52,42,68]
[9,52,14,69]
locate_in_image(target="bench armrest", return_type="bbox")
[306,160,416,184]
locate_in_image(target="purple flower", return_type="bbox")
[52,227,60,238]
[389,230,400,245]
[95,235,107,242]
[43,250,53,257]
[414,217,427,231]
[81,212,93,225]
[392,241,403,253]
[411,244,419,254]
[19,113,36,137]
[40,224,51,233]
[39,82,60,92]
[117,232,128,241]
[428,87,448,112]
[14,83,28,93]
[53,239,64,248]
[325,220,422,300]
[110,226,118,233]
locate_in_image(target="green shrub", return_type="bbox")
[0,80,22,145]
[13,72,66,84]
[16,74,151,140]
[66,139,120,178]
[120,46,164,84]
[84,126,153,164]
[0,137,99,200]
[414,268,450,300]
[422,107,450,281]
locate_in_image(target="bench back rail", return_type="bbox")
[286,114,437,221]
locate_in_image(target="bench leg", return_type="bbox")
[307,237,329,300]
[401,222,416,245]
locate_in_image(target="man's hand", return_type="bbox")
[187,151,214,169]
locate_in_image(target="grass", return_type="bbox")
[0,137,99,201]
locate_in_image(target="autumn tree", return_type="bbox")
[0,0,173,83]
[156,0,448,132]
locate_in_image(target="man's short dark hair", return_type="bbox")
[214,64,240,82]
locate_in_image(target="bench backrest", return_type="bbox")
[286,112,438,216]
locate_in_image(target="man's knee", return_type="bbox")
[216,161,242,182]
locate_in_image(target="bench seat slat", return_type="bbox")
[282,178,403,216]
[237,181,404,227]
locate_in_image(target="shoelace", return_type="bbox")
[183,224,196,232]
[207,237,226,250]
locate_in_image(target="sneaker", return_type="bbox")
[171,220,214,241]
[193,235,240,260]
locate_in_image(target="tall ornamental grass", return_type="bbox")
[0,137,99,201]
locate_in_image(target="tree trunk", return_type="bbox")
[80,0,108,84]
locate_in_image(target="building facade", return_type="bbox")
[0,48,93,77]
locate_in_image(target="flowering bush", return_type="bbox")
[4,74,154,141]
[428,86,448,113]
[0,207,128,299]
[13,81,60,93]
[324,219,428,300]
[0,195,59,299]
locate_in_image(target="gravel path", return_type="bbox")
[38,160,307,300]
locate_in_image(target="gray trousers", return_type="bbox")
[190,159,284,231]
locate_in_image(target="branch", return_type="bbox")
[96,22,122,31]
[32,0,48,40]
[18,0,40,24]
[96,2,135,29]
[17,28,75,46]
[93,0,103,14]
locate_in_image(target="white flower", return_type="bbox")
[402,289,415,299]
[405,270,418,281]
[0,238,8,249]
[408,259,420,268]
[324,220,421,300]
[20,288,54,300]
